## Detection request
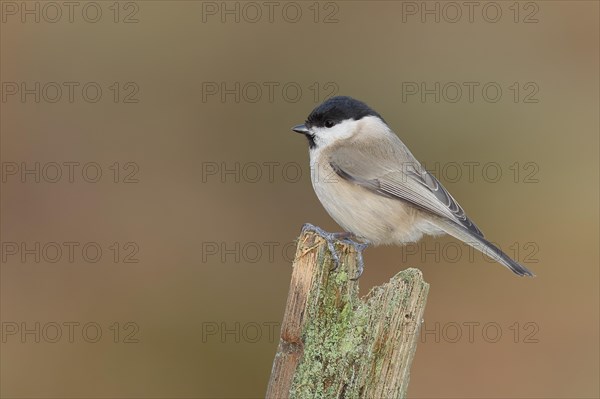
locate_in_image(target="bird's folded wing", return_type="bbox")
[329,141,484,238]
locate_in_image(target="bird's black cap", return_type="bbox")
[305,96,384,128]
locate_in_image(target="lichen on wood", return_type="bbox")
[267,229,429,399]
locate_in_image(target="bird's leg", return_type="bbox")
[301,223,370,279]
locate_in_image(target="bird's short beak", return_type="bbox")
[292,124,310,135]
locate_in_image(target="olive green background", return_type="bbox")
[1,1,598,398]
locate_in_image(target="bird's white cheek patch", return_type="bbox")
[312,119,360,148]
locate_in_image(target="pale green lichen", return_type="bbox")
[288,234,428,399]
[290,244,361,397]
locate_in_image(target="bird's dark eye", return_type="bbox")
[324,120,335,128]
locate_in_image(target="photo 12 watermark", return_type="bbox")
[417,320,540,344]
[200,321,280,343]
[1,1,140,24]
[1,82,140,104]
[200,81,339,103]
[1,162,140,184]
[200,1,340,24]
[1,241,140,264]
[201,241,296,264]
[400,241,540,265]
[201,161,302,184]
[421,161,540,184]
[399,1,540,24]
[1,321,140,343]
[401,81,540,104]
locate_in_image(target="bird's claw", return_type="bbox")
[301,223,369,279]
[301,223,342,270]
[342,239,368,280]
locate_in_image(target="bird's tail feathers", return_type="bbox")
[435,220,535,277]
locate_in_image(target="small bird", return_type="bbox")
[291,96,534,278]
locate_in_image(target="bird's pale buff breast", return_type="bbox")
[310,152,438,245]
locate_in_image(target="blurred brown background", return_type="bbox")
[1,1,598,398]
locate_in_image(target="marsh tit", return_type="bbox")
[291,96,534,278]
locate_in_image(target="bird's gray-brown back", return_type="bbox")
[327,128,484,238]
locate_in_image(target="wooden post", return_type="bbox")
[266,229,429,399]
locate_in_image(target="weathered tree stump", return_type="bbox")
[267,228,429,399]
